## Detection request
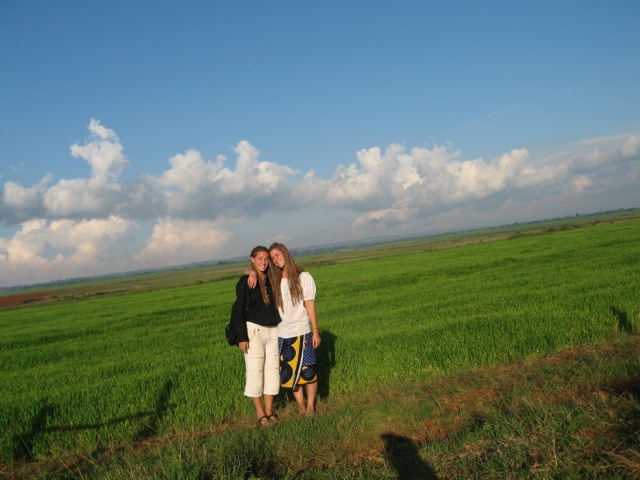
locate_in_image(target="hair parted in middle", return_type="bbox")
[250,245,270,305]
[268,242,304,311]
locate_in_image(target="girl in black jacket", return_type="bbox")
[230,246,281,426]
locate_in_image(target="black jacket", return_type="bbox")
[230,275,281,344]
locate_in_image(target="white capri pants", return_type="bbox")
[244,322,280,398]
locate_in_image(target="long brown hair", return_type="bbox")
[250,246,270,305]
[268,242,304,310]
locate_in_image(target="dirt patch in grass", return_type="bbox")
[0,291,56,308]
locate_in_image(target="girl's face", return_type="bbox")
[270,248,285,269]
[250,251,269,273]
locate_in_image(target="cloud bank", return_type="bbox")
[1,119,639,287]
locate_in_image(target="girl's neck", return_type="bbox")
[281,269,288,279]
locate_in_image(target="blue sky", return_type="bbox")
[1,1,639,287]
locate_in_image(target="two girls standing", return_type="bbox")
[230,243,321,425]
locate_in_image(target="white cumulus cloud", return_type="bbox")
[0,120,638,287]
[41,119,130,218]
[0,215,137,286]
[134,218,232,268]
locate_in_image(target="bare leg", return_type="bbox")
[252,397,269,426]
[292,386,306,414]
[264,394,275,417]
[305,382,318,414]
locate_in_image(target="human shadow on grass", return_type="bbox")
[12,400,57,461]
[11,378,176,462]
[381,433,439,480]
[135,377,177,440]
[316,329,337,400]
[612,305,637,334]
[606,374,640,456]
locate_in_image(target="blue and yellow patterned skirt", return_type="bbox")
[279,332,318,389]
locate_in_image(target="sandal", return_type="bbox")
[266,413,279,423]
[257,415,270,427]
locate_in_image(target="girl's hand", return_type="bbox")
[238,341,249,353]
[312,331,321,349]
[246,270,257,289]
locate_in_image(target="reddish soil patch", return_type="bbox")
[0,291,55,308]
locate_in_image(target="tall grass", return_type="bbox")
[0,219,638,468]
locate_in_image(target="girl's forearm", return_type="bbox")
[304,300,319,330]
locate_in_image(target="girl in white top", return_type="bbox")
[268,242,321,415]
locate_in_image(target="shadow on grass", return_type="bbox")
[317,329,337,400]
[612,305,637,334]
[381,433,438,480]
[196,429,283,480]
[606,375,640,455]
[136,378,177,440]
[11,378,177,463]
[12,400,57,462]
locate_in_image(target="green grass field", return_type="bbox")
[0,214,638,479]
